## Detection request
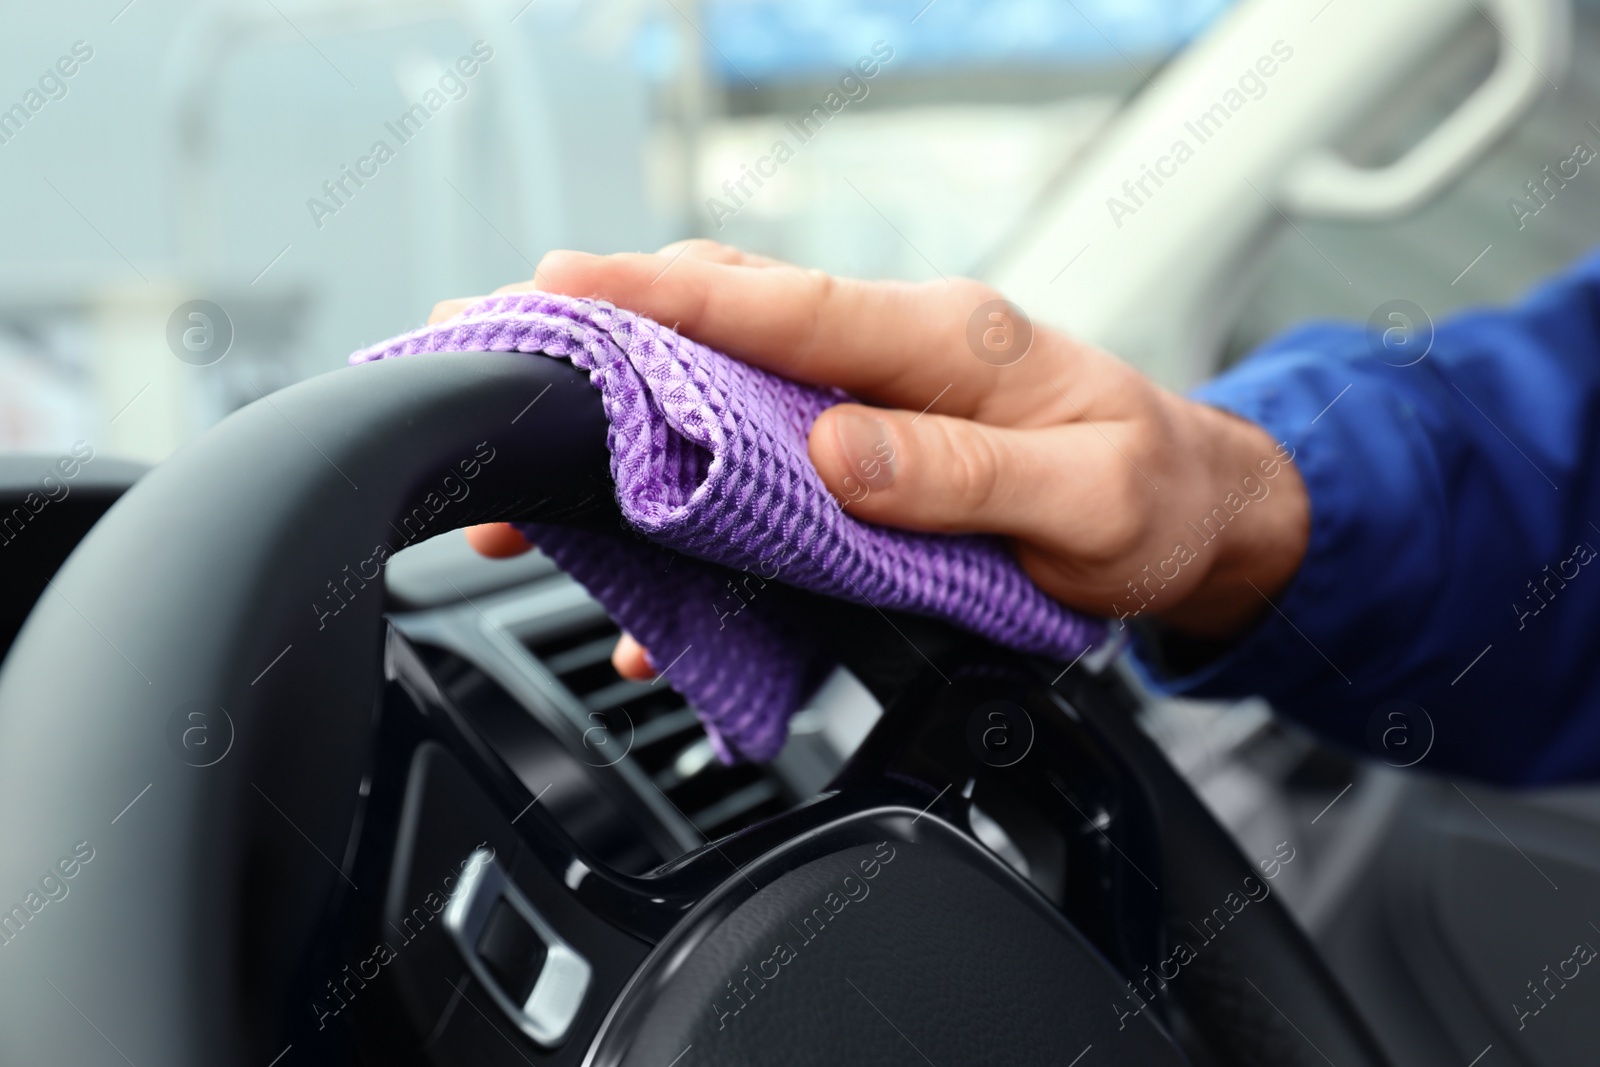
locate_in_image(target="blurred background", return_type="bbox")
[0,0,1192,461]
[9,0,1599,467]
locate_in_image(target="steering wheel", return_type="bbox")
[0,352,1390,1066]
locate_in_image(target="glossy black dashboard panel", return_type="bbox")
[300,613,1186,1066]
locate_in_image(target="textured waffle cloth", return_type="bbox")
[352,293,1102,762]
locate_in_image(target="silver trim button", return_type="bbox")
[443,848,593,1046]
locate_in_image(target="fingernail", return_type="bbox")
[833,410,896,490]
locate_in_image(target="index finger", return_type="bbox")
[524,249,1083,422]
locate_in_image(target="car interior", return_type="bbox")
[5,0,1600,1064]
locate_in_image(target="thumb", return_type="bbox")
[808,404,1039,535]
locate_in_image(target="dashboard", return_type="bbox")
[384,530,885,874]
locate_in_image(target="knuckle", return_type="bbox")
[790,269,837,363]
[672,237,731,260]
[1084,464,1149,561]
[934,421,1004,519]
[802,267,837,304]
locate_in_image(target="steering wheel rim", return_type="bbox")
[0,352,1389,1066]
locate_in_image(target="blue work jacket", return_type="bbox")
[1134,248,1600,784]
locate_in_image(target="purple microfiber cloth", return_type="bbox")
[352,292,1103,762]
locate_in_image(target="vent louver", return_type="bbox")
[523,619,790,842]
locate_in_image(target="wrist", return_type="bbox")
[1154,402,1310,639]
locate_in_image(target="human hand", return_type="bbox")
[446,240,1311,677]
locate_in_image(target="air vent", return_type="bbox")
[523,619,792,843]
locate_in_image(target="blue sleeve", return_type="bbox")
[1129,248,1600,785]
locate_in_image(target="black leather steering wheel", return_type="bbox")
[0,352,1391,1066]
